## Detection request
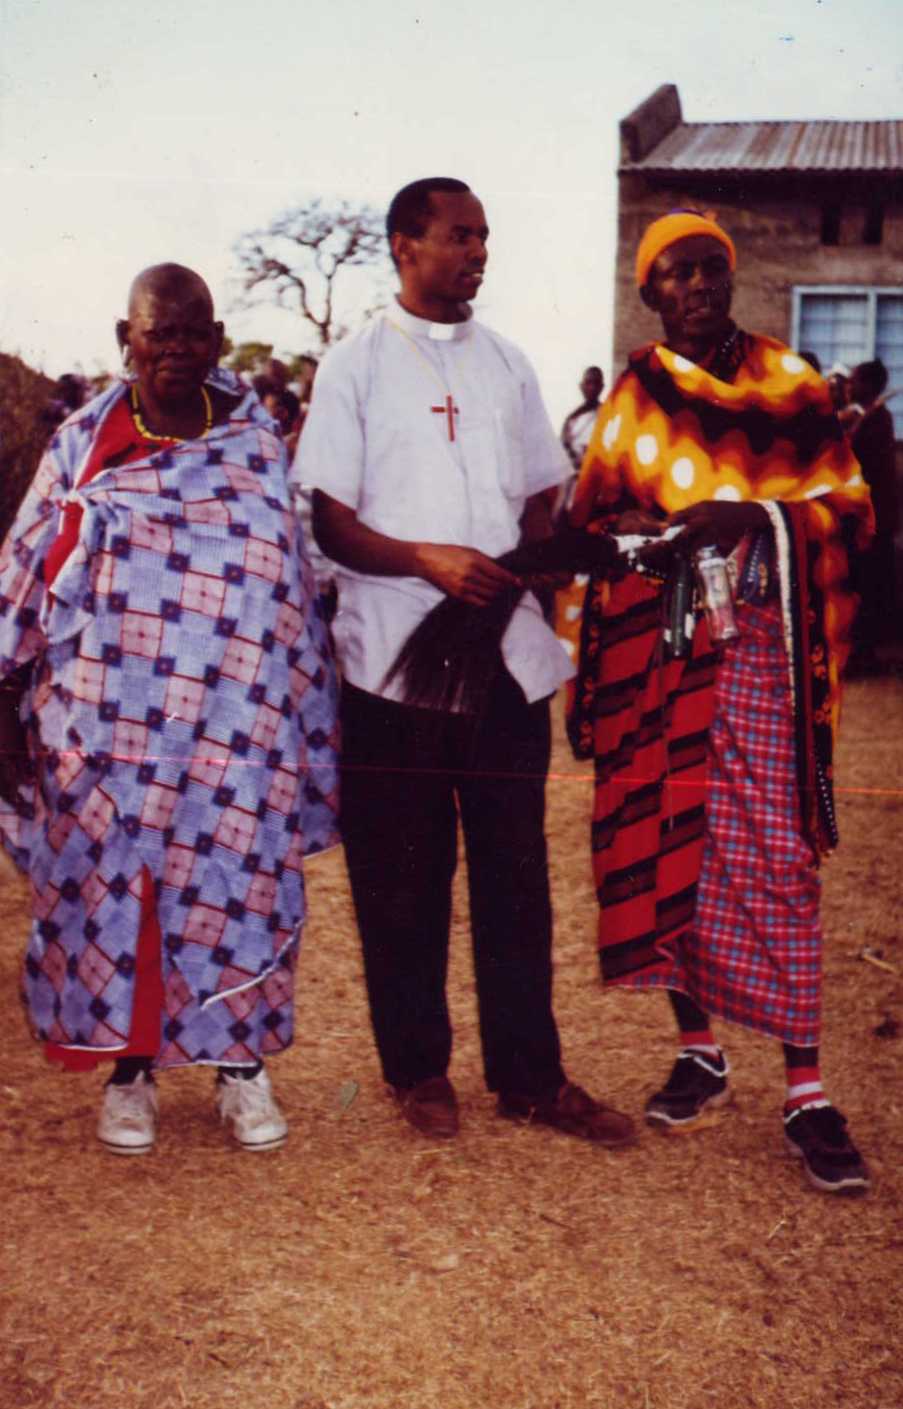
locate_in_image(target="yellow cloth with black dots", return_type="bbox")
[572,333,873,736]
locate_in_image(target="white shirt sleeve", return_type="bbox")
[516,350,571,497]
[291,337,365,511]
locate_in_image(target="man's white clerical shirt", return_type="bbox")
[294,302,575,705]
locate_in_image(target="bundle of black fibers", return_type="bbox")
[382,527,618,714]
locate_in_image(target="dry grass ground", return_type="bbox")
[1,681,901,1409]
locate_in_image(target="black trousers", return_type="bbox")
[339,675,565,1100]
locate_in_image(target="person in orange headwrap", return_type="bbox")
[569,210,875,1194]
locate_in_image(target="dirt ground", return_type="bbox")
[1,680,902,1409]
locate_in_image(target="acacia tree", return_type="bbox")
[233,199,389,351]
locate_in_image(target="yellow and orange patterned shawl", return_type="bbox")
[572,332,874,738]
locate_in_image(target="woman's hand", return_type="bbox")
[669,500,770,554]
[615,509,667,537]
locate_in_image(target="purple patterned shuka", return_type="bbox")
[0,371,339,1068]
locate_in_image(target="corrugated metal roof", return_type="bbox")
[622,119,903,174]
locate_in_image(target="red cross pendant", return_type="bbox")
[431,394,460,442]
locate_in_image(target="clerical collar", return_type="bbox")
[390,299,474,342]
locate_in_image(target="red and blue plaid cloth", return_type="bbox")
[628,601,822,1046]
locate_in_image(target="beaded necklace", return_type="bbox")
[703,324,746,384]
[130,383,213,442]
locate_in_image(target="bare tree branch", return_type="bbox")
[233,199,389,350]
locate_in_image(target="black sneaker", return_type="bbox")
[645,1049,730,1130]
[784,1104,870,1194]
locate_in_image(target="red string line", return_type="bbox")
[0,749,899,800]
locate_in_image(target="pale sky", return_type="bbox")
[1,0,901,421]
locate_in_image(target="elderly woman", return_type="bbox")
[0,264,338,1154]
[569,213,874,1194]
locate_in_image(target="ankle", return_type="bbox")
[109,1057,154,1086]
[784,1055,824,1114]
[217,1061,263,1083]
[679,1032,723,1061]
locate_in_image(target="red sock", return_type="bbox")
[679,1026,721,1061]
[784,1063,826,1114]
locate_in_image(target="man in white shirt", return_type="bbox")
[296,177,634,1146]
[561,365,605,474]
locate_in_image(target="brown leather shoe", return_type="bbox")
[392,1076,459,1139]
[498,1081,635,1147]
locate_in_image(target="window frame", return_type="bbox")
[792,285,903,439]
[790,284,901,360]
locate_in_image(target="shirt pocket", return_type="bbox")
[492,398,527,502]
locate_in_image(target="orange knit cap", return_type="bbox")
[635,211,736,288]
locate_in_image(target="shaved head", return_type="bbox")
[127,263,214,319]
[117,262,224,418]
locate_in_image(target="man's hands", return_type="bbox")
[312,491,521,608]
[414,543,520,606]
[313,489,769,610]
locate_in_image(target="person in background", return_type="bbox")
[41,373,88,436]
[264,387,303,459]
[297,176,635,1148]
[295,355,318,423]
[252,356,290,404]
[569,211,873,1194]
[846,358,899,673]
[550,367,606,656]
[826,362,853,420]
[0,263,338,1155]
[561,366,605,477]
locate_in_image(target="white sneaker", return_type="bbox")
[97,1072,158,1155]
[216,1066,288,1151]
